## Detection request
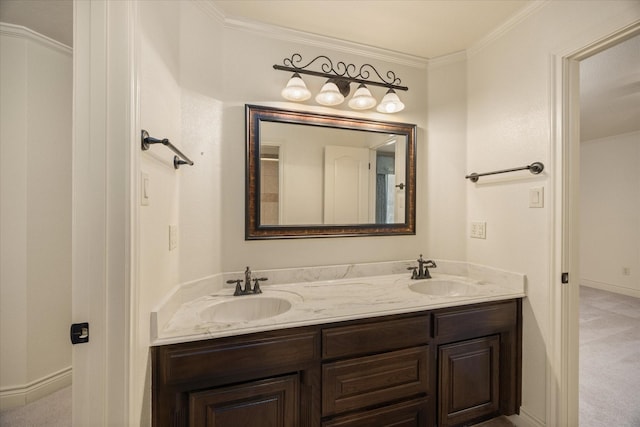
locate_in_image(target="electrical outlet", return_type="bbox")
[622,267,631,276]
[470,221,486,239]
[169,225,178,250]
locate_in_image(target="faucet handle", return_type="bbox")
[407,266,418,279]
[425,260,437,268]
[252,277,268,294]
[227,279,243,296]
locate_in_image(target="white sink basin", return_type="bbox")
[200,297,292,323]
[409,279,480,297]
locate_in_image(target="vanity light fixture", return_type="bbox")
[274,53,408,113]
[281,72,311,101]
[348,83,377,110]
[377,89,405,113]
[315,79,346,106]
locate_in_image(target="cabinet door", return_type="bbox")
[438,336,500,426]
[189,374,298,427]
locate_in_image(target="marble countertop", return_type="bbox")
[152,260,526,346]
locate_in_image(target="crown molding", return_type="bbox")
[0,22,72,55]
[226,17,429,69]
[467,0,549,58]
[199,1,428,69]
[191,0,225,24]
[427,50,467,70]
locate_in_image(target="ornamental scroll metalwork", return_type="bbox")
[273,53,408,91]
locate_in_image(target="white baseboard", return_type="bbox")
[0,366,71,411]
[581,279,640,299]
[508,406,546,427]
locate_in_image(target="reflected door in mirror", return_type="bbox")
[324,145,370,224]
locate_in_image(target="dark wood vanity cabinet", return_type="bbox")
[433,300,522,426]
[152,299,521,427]
[152,327,322,427]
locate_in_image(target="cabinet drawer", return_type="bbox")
[322,346,429,417]
[159,330,319,385]
[433,301,516,342]
[322,315,430,359]
[322,397,429,427]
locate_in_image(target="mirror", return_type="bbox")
[246,104,416,239]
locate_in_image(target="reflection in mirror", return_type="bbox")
[246,105,416,239]
[260,123,407,226]
[259,145,281,225]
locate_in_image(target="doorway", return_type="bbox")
[577,33,640,427]
[0,6,73,419]
[558,23,640,427]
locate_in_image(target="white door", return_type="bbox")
[324,146,370,224]
[393,139,406,223]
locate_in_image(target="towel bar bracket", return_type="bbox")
[141,129,194,169]
[174,156,190,169]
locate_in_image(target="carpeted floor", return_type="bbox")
[0,385,71,426]
[579,285,640,427]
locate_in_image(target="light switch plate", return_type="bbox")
[470,221,486,239]
[529,187,544,208]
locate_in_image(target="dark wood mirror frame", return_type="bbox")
[245,104,417,239]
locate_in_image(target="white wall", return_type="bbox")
[426,53,468,259]
[0,24,71,410]
[136,1,225,424]
[465,1,640,425]
[581,131,640,297]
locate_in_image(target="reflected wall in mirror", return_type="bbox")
[246,105,417,239]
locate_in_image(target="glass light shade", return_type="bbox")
[348,83,377,110]
[281,73,311,101]
[315,81,345,106]
[376,89,405,113]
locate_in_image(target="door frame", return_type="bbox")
[72,0,138,425]
[551,21,640,427]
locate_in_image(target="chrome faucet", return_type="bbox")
[407,254,437,279]
[227,266,267,296]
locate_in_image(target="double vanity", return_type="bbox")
[151,260,525,427]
